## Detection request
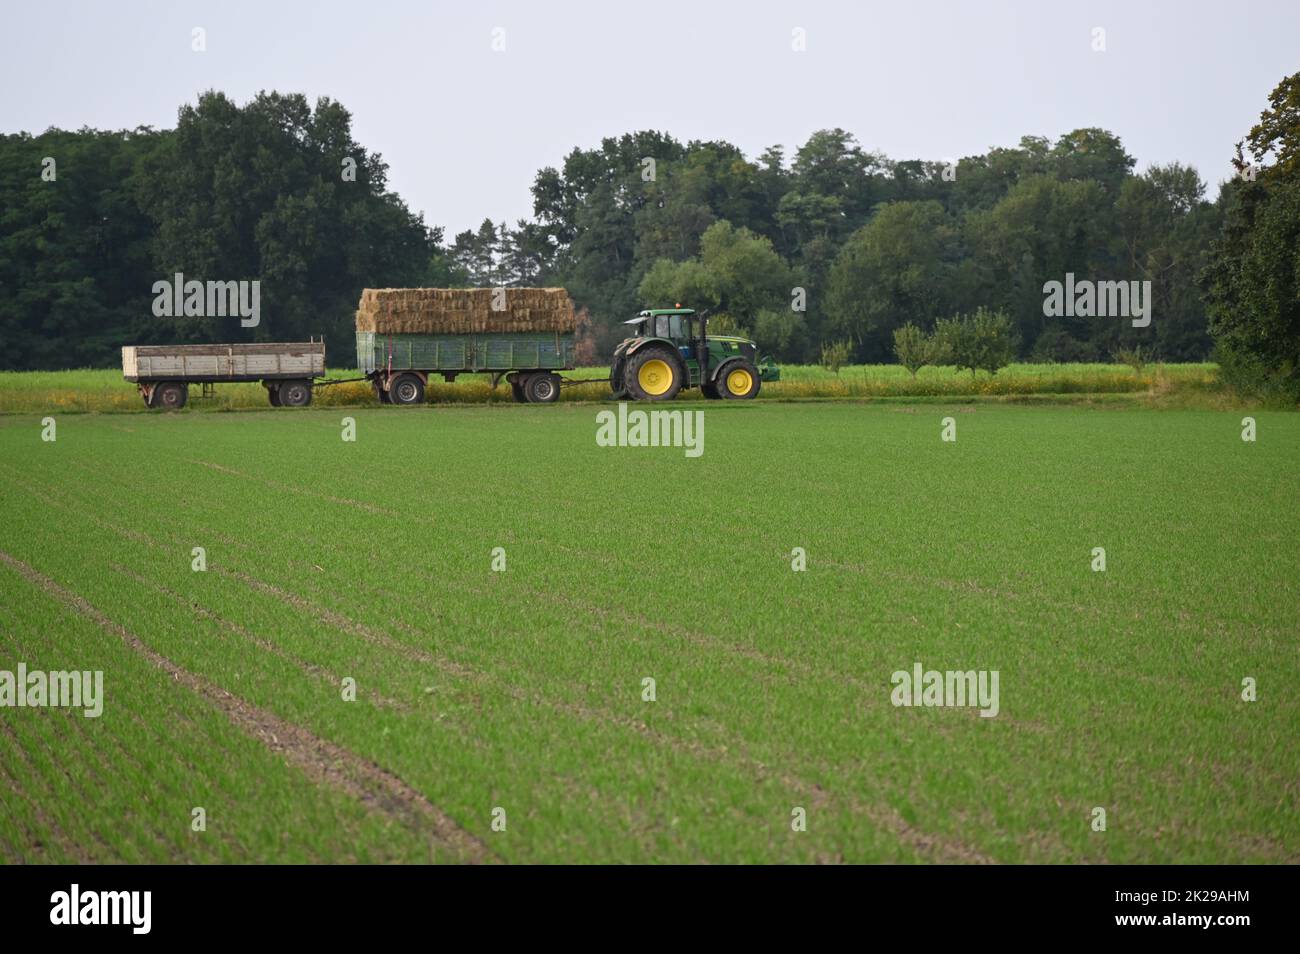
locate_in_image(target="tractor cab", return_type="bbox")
[609,307,780,402]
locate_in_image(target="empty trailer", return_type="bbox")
[122,341,326,408]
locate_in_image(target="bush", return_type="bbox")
[936,308,1017,377]
[820,339,852,375]
[1030,326,1101,363]
[1113,345,1147,374]
[892,323,949,378]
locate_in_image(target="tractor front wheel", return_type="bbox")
[609,358,628,399]
[624,347,682,402]
[717,360,761,400]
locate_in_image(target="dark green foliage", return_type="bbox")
[936,308,1017,377]
[5,82,1292,377]
[1,92,446,369]
[1203,73,1300,402]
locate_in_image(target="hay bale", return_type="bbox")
[354,288,575,335]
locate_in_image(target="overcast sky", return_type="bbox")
[3,1,1296,237]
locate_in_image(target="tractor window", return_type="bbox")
[668,315,687,339]
[654,315,671,338]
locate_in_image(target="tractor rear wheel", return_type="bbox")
[624,347,682,402]
[524,373,560,403]
[390,373,425,406]
[718,360,761,400]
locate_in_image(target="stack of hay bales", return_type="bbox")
[355,288,575,334]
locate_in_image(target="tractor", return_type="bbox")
[609,308,781,401]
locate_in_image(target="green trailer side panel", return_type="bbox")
[357,332,574,373]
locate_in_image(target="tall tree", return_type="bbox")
[137,90,436,359]
[1203,72,1300,400]
[825,200,961,359]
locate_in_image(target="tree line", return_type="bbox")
[1,77,1297,400]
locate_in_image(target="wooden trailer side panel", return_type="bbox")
[122,343,325,382]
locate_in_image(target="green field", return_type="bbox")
[0,362,1223,413]
[0,402,1295,863]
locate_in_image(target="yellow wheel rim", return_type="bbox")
[638,359,674,396]
[726,368,753,395]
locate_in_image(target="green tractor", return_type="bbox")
[609,308,781,401]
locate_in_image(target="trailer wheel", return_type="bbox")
[624,346,682,402]
[267,384,282,407]
[152,381,188,410]
[717,359,761,400]
[390,373,425,406]
[510,380,526,403]
[278,379,312,407]
[701,381,721,399]
[524,373,561,403]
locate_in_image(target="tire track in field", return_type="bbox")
[213,562,995,862]
[0,549,492,864]
[185,459,400,517]
[3,465,1000,861]
[110,564,410,713]
[3,623,183,861]
[10,459,1147,862]
[10,471,996,861]
[0,720,96,864]
[72,455,998,706]
[29,572,389,862]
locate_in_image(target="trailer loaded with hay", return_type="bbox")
[355,287,583,404]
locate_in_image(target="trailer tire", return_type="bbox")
[390,373,425,406]
[717,359,761,400]
[701,380,721,399]
[524,373,561,403]
[278,379,313,407]
[510,380,526,403]
[624,346,682,402]
[268,384,282,407]
[152,381,188,410]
